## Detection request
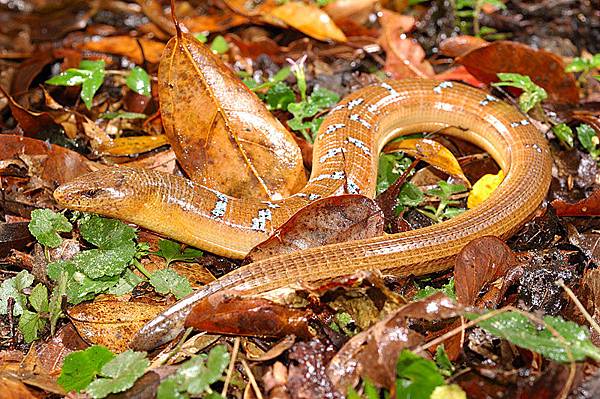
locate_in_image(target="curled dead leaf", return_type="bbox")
[454,236,517,306]
[384,138,470,187]
[80,36,165,64]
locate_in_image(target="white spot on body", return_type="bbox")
[433,81,453,94]
[479,94,498,106]
[510,119,530,127]
[312,171,346,182]
[211,192,228,218]
[346,137,371,157]
[308,193,321,201]
[347,179,360,194]
[347,98,364,110]
[319,147,345,163]
[349,114,371,129]
[251,209,272,232]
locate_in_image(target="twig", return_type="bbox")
[222,337,240,397]
[557,279,600,337]
[241,358,264,399]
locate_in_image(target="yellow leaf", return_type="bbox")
[384,138,470,187]
[431,384,467,399]
[99,135,169,156]
[467,170,504,209]
[269,2,348,42]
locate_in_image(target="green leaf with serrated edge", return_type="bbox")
[565,58,591,73]
[396,350,445,399]
[74,242,137,279]
[126,66,151,97]
[552,123,574,147]
[492,73,547,113]
[58,346,115,393]
[210,35,229,54]
[188,345,230,394]
[29,283,49,313]
[398,182,424,208]
[18,309,46,343]
[155,239,203,267]
[0,270,34,315]
[78,215,136,249]
[309,87,340,108]
[47,260,120,305]
[108,269,143,296]
[86,350,149,398]
[28,209,72,248]
[149,269,192,299]
[470,311,600,362]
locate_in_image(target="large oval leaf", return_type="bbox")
[159,32,306,199]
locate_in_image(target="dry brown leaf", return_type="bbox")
[439,35,489,58]
[378,10,434,79]
[454,236,517,306]
[269,2,348,42]
[323,0,377,22]
[244,195,384,264]
[0,377,38,399]
[0,86,60,136]
[98,135,169,156]
[183,13,250,33]
[0,134,99,185]
[68,300,166,352]
[159,31,306,199]
[80,36,165,64]
[384,138,470,187]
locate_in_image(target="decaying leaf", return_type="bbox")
[552,188,600,216]
[244,195,384,264]
[454,236,517,306]
[457,41,579,105]
[467,170,504,209]
[98,135,169,157]
[158,31,306,199]
[67,300,166,353]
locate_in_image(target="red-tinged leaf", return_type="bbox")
[244,195,384,264]
[552,188,600,216]
[288,340,339,399]
[454,236,517,306]
[0,135,99,185]
[0,86,61,136]
[183,13,250,33]
[439,35,489,58]
[457,41,579,104]
[186,292,312,338]
[159,31,306,199]
[0,222,32,258]
[378,10,434,79]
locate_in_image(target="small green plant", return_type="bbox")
[451,0,507,37]
[552,123,574,148]
[576,124,600,159]
[491,73,548,113]
[46,60,151,109]
[413,278,456,301]
[420,181,467,222]
[565,54,600,84]
[157,345,230,399]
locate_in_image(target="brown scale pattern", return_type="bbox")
[53,79,552,350]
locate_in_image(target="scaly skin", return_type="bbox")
[53,79,553,350]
